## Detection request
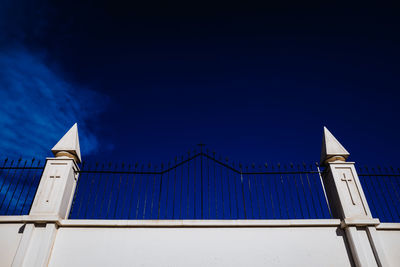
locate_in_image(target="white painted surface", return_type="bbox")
[29,159,78,219]
[51,123,81,163]
[377,229,400,266]
[0,223,23,267]
[320,126,350,164]
[48,226,353,267]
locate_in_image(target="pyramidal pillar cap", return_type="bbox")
[51,123,81,163]
[320,126,350,166]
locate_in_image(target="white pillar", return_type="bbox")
[320,127,390,267]
[12,123,81,267]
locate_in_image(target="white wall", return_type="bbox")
[48,226,353,267]
[377,229,400,266]
[0,223,24,267]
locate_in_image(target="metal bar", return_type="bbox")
[99,163,112,219]
[113,163,124,219]
[199,146,204,219]
[285,170,296,218]
[12,159,35,214]
[227,159,232,219]
[304,163,317,218]
[247,166,254,219]
[142,164,150,219]
[240,166,246,218]
[233,163,239,219]
[316,164,332,218]
[207,155,211,218]
[165,163,170,219]
[172,161,177,219]
[220,160,225,218]
[292,167,304,219]
[194,154,196,219]
[128,164,137,219]
[279,168,289,219]
[150,168,157,219]
[180,160,183,219]
[0,159,21,210]
[135,165,144,219]
[260,173,268,219]
[5,159,27,214]
[214,155,218,218]
[187,157,190,218]
[157,164,163,219]
[120,164,132,219]
[84,163,98,219]
[91,163,105,218]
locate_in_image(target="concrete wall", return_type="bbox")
[47,222,353,267]
[0,223,24,267]
[376,226,400,266]
[2,219,400,267]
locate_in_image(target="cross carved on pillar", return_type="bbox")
[341,173,356,205]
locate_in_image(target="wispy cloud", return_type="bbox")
[0,48,108,158]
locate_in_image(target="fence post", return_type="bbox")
[12,123,81,267]
[320,127,390,267]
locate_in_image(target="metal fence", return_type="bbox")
[69,150,332,220]
[358,166,400,223]
[2,154,398,222]
[0,159,44,215]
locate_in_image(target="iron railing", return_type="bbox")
[69,150,332,220]
[358,166,400,222]
[0,159,44,215]
[2,153,398,222]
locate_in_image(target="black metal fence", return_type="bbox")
[358,166,400,223]
[69,150,332,220]
[0,159,44,215]
[2,153,398,222]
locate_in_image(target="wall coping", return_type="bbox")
[376,223,400,230]
[0,216,341,227]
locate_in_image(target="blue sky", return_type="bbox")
[0,2,399,167]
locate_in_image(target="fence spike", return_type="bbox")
[265,162,268,168]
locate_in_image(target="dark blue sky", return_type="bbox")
[1,2,399,167]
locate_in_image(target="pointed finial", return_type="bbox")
[51,123,81,163]
[320,126,349,166]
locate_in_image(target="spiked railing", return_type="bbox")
[69,149,332,220]
[0,158,44,215]
[358,166,400,222]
